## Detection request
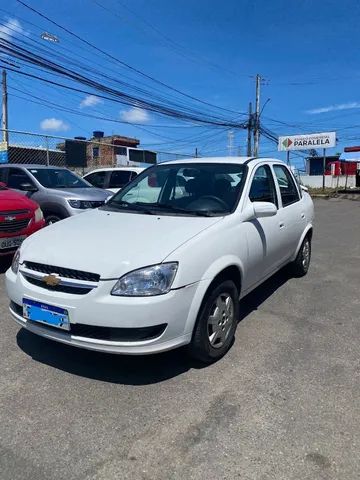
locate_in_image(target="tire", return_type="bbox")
[290,235,311,277]
[188,280,239,364]
[45,213,62,225]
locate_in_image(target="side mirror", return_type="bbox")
[19,182,38,192]
[300,184,308,192]
[253,201,277,218]
[242,201,277,222]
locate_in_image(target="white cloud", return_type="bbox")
[120,107,150,124]
[40,118,69,132]
[80,95,103,108]
[0,18,27,41]
[306,102,360,114]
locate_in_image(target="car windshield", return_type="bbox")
[104,163,247,216]
[29,168,90,189]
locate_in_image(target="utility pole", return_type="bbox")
[253,74,261,157]
[247,102,253,156]
[2,69,9,144]
[195,147,198,158]
[227,130,234,156]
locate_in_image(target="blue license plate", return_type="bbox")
[23,298,70,331]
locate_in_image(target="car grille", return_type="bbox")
[10,301,167,342]
[0,218,30,233]
[0,209,30,215]
[24,276,92,295]
[23,261,100,282]
[71,323,167,341]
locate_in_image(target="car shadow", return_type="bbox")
[16,267,291,385]
[0,256,12,274]
[238,267,291,322]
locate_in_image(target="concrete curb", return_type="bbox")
[336,193,360,201]
[311,193,360,201]
[311,194,333,199]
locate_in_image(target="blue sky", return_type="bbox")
[1,0,360,168]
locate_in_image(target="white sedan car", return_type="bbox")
[6,157,314,363]
[83,167,145,194]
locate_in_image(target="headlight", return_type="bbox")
[68,200,103,209]
[34,207,43,223]
[111,263,178,297]
[11,249,21,274]
[68,199,81,209]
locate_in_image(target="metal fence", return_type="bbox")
[0,129,193,172]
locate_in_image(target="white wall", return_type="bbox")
[299,175,356,188]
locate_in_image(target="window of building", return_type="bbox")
[115,146,127,156]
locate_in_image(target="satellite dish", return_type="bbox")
[41,32,59,43]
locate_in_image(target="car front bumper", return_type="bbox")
[5,268,198,354]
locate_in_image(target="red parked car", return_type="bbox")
[0,182,45,256]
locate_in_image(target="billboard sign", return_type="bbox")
[278,132,336,151]
[0,141,8,164]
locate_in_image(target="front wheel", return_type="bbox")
[290,235,312,277]
[45,213,62,225]
[188,280,239,364]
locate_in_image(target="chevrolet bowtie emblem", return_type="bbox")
[42,273,61,287]
[4,216,16,221]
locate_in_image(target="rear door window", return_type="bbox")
[85,171,107,188]
[109,171,132,189]
[7,168,33,189]
[0,168,7,184]
[273,165,300,207]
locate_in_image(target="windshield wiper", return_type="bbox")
[102,201,156,214]
[143,203,219,217]
[103,201,222,217]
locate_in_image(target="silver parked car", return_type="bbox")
[0,165,111,224]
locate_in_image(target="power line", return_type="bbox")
[0,42,247,128]
[16,0,245,116]
[91,0,242,79]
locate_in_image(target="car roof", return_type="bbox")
[160,156,287,166]
[84,167,145,174]
[0,164,68,170]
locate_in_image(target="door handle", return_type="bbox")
[279,222,285,229]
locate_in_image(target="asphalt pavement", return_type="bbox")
[0,198,359,480]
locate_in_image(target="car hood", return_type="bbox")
[19,208,222,278]
[0,189,38,211]
[45,187,111,200]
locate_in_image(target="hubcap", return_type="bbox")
[302,239,310,270]
[207,293,234,349]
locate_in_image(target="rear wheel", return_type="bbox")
[45,213,62,225]
[290,235,311,277]
[189,280,239,364]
